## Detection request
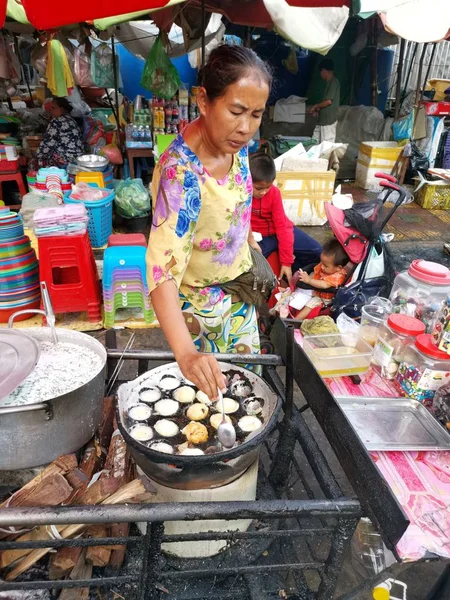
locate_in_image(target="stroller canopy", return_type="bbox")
[325,198,384,264]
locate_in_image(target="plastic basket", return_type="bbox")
[64,186,114,248]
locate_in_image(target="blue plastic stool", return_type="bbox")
[103,245,147,293]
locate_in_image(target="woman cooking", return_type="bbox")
[29,97,84,170]
[147,45,272,401]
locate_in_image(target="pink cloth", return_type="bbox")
[372,451,450,561]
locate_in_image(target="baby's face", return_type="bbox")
[320,253,340,274]
[252,180,273,199]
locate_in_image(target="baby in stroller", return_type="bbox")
[296,239,350,320]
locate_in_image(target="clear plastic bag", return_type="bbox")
[91,43,116,88]
[114,178,150,218]
[140,35,181,99]
[73,41,94,87]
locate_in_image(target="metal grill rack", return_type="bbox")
[0,323,399,600]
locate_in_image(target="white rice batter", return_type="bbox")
[1,341,103,406]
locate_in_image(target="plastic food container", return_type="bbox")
[372,314,426,380]
[360,304,389,347]
[389,260,450,333]
[396,334,450,405]
[303,332,373,378]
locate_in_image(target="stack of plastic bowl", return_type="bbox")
[102,245,152,327]
[0,208,40,323]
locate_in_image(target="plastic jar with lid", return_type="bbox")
[396,334,450,405]
[372,314,426,380]
[389,260,450,333]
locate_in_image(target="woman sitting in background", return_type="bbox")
[29,97,84,170]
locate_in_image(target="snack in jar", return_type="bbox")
[372,314,426,380]
[431,294,450,353]
[396,333,450,405]
[389,260,450,333]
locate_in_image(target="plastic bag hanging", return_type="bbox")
[91,43,117,88]
[46,38,75,97]
[140,34,181,100]
[74,39,94,87]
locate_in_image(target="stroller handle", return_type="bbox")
[375,172,398,183]
[379,179,402,192]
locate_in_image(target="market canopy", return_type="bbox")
[358,0,450,42]
[2,0,175,29]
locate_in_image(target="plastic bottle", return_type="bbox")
[373,579,407,600]
[351,518,386,578]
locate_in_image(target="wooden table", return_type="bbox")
[126,147,154,179]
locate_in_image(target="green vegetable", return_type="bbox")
[114,178,150,218]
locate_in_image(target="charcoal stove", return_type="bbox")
[0,323,412,600]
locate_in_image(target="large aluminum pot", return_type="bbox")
[0,327,106,470]
[118,362,281,490]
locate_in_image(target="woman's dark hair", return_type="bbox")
[322,238,349,266]
[198,45,272,101]
[52,97,73,114]
[250,153,276,183]
[318,58,334,72]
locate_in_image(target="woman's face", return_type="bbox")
[198,75,269,154]
[49,102,64,119]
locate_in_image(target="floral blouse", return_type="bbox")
[146,134,253,311]
[34,115,84,169]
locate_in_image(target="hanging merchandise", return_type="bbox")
[83,116,106,152]
[0,34,21,84]
[46,38,75,97]
[91,43,117,88]
[140,34,181,100]
[74,40,94,87]
[392,111,414,142]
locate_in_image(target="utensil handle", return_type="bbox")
[0,402,53,420]
[8,309,46,328]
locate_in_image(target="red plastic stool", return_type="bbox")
[108,233,147,247]
[38,232,102,322]
[0,170,27,201]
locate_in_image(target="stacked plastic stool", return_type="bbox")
[38,231,102,322]
[103,245,152,327]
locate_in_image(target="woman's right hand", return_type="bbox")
[177,351,227,401]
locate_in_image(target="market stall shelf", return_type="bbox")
[273,318,450,569]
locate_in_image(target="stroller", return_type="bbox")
[263,173,408,332]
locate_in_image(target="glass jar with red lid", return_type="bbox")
[389,260,450,333]
[372,314,426,380]
[396,334,450,405]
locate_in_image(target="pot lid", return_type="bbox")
[415,333,450,360]
[0,329,40,401]
[408,260,450,285]
[387,313,426,337]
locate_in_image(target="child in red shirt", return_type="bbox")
[296,238,349,320]
[249,154,322,284]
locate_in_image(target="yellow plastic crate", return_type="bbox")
[276,171,336,226]
[415,180,450,210]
